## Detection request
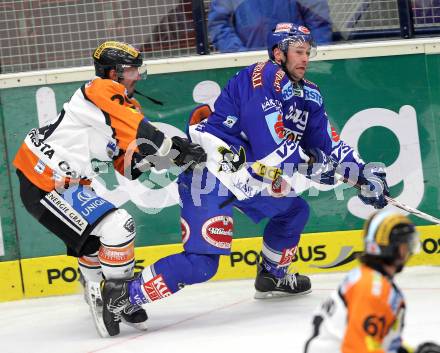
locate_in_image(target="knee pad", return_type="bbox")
[92,209,136,280]
[92,209,136,245]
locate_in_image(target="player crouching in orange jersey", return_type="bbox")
[304,210,440,353]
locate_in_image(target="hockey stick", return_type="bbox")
[134,89,164,105]
[220,172,440,225]
[338,175,440,225]
[218,151,440,224]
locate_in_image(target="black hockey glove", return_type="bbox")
[303,148,338,185]
[358,162,389,209]
[415,342,440,353]
[170,136,207,171]
[399,342,440,353]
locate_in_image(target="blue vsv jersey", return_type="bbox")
[188,60,363,200]
[205,60,362,168]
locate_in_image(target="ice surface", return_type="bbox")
[1,266,439,353]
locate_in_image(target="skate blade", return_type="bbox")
[121,319,148,331]
[86,282,111,338]
[254,288,312,299]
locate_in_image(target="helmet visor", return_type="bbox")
[121,64,147,80]
[407,230,421,255]
[280,36,317,58]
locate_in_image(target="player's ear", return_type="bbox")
[273,47,284,65]
[107,69,118,81]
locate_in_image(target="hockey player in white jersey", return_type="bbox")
[13,41,206,337]
[304,210,440,353]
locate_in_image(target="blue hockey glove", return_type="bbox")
[303,148,338,185]
[358,162,389,209]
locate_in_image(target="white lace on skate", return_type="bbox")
[254,270,312,299]
[277,272,298,289]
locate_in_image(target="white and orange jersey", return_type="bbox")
[14,78,170,191]
[304,265,405,353]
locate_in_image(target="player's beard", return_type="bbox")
[281,57,304,83]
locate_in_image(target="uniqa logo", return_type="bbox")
[77,190,96,205]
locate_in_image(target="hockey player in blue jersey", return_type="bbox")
[98,23,389,336]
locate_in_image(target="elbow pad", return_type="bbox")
[136,119,169,156]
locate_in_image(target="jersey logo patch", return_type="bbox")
[40,190,88,235]
[265,111,285,144]
[201,216,233,249]
[218,146,246,173]
[282,82,294,100]
[261,97,282,112]
[142,274,172,301]
[331,126,340,142]
[274,69,285,92]
[252,62,266,88]
[223,115,238,128]
[304,86,323,106]
[181,217,190,244]
[279,246,298,267]
[61,185,116,225]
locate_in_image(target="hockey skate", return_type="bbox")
[84,280,109,338]
[254,261,312,299]
[79,271,91,305]
[101,279,148,337]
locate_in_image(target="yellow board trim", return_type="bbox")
[2,225,440,302]
[0,260,23,301]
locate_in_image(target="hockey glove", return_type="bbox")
[415,342,440,353]
[170,136,207,171]
[358,162,389,209]
[303,148,338,185]
[399,342,440,353]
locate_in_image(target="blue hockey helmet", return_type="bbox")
[267,23,317,60]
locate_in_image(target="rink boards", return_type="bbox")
[2,38,440,302]
[1,224,439,302]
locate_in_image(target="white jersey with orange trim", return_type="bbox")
[304,265,405,353]
[14,77,171,192]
